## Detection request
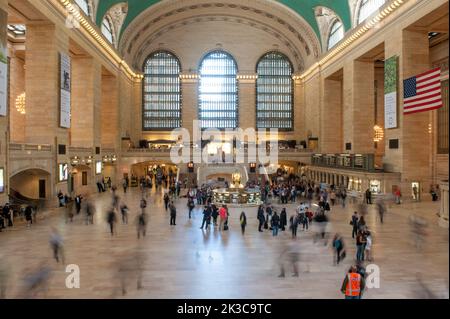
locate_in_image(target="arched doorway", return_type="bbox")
[9,168,51,200]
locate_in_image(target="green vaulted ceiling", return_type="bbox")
[96,0,352,40]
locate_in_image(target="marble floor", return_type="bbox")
[0,187,448,299]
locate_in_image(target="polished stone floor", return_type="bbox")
[0,187,448,299]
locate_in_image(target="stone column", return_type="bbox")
[180,73,199,137]
[25,23,69,145]
[8,47,26,143]
[439,181,448,228]
[238,74,256,131]
[71,57,102,147]
[24,23,70,197]
[0,0,8,204]
[384,29,432,198]
[101,74,119,149]
[321,77,343,153]
[343,60,375,154]
[293,76,305,141]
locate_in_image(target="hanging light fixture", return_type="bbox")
[15,92,26,114]
[373,125,384,142]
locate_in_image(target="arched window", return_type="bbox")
[142,51,182,130]
[357,0,386,24]
[199,50,238,129]
[327,20,344,50]
[74,0,90,16]
[256,52,293,130]
[101,17,114,44]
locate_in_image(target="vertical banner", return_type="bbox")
[0,9,8,116]
[384,55,398,129]
[60,52,71,128]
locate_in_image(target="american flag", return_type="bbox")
[403,67,443,115]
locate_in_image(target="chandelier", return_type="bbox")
[15,92,26,114]
[373,125,384,142]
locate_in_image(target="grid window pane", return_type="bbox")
[101,18,113,44]
[199,51,238,129]
[256,52,293,130]
[438,80,449,154]
[74,0,90,16]
[327,20,344,50]
[143,51,182,130]
[357,0,386,24]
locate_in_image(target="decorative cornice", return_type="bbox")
[56,0,142,81]
[300,0,407,81]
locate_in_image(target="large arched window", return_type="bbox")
[199,50,238,129]
[327,20,344,50]
[357,0,386,24]
[256,52,293,130]
[74,0,90,16]
[143,51,182,130]
[101,17,114,44]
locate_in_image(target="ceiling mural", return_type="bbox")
[96,0,352,41]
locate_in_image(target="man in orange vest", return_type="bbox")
[341,265,365,299]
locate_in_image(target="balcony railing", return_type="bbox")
[9,143,52,152]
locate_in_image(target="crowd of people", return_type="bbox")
[0,166,441,299]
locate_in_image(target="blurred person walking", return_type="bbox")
[257,205,265,232]
[350,212,359,239]
[187,197,195,219]
[289,214,299,238]
[364,230,373,262]
[280,208,287,231]
[240,211,247,235]
[169,201,177,226]
[332,234,346,265]
[120,203,129,224]
[271,211,280,236]
[355,230,366,262]
[49,227,65,263]
[278,241,300,278]
[218,205,227,231]
[200,205,211,230]
[107,207,117,236]
[136,211,147,239]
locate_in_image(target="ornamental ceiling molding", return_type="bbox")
[107,2,128,45]
[119,0,321,59]
[132,14,306,72]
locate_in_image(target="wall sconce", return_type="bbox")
[15,92,26,114]
[70,156,80,166]
[111,155,117,162]
[85,156,93,164]
[373,125,384,142]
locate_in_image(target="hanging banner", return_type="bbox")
[384,55,398,129]
[0,9,8,117]
[60,52,71,128]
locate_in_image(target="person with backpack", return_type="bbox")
[200,205,211,230]
[163,193,170,211]
[218,205,227,231]
[332,233,346,265]
[187,198,195,219]
[211,204,219,226]
[120,204,129,224]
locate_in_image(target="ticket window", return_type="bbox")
[412,182,420,201]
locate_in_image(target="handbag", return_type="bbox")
[349,220,353,225]
[223,225,229,231]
